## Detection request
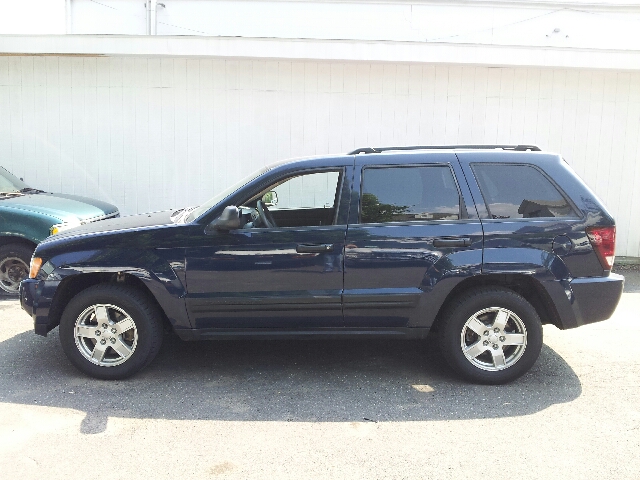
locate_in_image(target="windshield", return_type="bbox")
[0,167,29,194]
[185,165,271,223]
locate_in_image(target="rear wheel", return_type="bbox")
[439,287,543,384]
[0,243,33,295]
[59,284,163,379]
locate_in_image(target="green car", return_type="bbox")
[0,167,119,295]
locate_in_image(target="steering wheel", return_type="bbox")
[256,200,277,228]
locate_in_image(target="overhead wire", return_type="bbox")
[87,0,212,35]
[425,8,567,43]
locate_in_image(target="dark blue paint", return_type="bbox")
[20,149,623,340]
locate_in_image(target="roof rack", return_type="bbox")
[348,145,541,155]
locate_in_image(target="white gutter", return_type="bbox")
[0,34,639,71]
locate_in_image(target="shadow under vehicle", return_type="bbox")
[0,323,581,434]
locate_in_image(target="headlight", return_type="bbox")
[29,257,43,279]
[50,221,81,236]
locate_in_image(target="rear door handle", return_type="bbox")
[433,237,472,248]
[296,244,334,253]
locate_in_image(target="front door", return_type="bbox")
[185,166,352,329]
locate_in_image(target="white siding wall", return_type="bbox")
[1,55,639,256]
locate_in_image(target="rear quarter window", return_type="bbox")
[472,163,578,219]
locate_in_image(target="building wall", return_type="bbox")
[66,0,640,52]
[1,55,639,256]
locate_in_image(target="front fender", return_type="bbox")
[0,208,58,244]
[39,247,191,333]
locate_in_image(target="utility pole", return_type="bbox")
[146,0,156,35]
[146,1,165,35]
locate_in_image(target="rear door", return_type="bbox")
[342,152,483,328]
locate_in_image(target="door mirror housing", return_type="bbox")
[208,205,242,232]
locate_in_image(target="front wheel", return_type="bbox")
[59,284,164,379]
[439,287,543,384]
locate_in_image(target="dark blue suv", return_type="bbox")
[20,145,624,384]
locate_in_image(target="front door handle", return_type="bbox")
[433,237,472,248]
[296,244,334,253]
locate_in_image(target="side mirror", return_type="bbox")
[262,191,278,207]
[208,205,241,232]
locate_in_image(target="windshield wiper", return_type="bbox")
[0,191,24,199]
[175,206,198,223]
[20,187,44,194]
[170,208,185,223]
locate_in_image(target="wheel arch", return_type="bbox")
[0,235,37,251]
[48,272,172,333]
[430,273,563,333]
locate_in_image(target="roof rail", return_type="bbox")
[348,145,541,155]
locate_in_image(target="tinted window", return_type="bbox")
[472,164,577,219]
[361,166,460,223]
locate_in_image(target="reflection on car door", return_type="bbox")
[343,153,484,328]
[184,167,352,330]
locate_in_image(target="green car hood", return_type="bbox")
[0,192,118,223]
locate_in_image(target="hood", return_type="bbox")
[0,192,118,223]
[43,210,175,241]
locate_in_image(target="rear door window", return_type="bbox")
[472,164,577,219]
[360,165,461,223]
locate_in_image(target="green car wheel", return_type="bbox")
[0,243,33,295]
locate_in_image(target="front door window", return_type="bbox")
[241,170,343,229]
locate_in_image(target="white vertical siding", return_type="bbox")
[0,56,639,256]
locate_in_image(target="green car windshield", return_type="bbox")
[0,167,29,194]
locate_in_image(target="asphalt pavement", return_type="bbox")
[1,269,638,479]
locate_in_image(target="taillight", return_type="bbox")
[586,226,616,270]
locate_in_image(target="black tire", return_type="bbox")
[439,287,543,385]
[59,284,164,380]
[0,243,33,295]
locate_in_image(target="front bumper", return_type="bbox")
[20,278,60,336]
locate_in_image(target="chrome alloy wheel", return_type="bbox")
[460,307,527,371]
[0,256,29,294]
[74,304,138,367]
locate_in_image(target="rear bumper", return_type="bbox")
[20,278,60,336]
[566,273,624,328]
[548,273,624,330]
